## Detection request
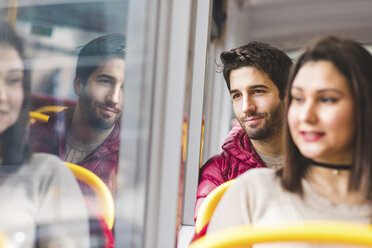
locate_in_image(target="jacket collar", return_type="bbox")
[47,107,121,159]
[222,121,266,166]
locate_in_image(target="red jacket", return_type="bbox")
[29,107,120,195]
[194,121,266,221]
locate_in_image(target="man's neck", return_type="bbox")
[250,132,283,158]
[70,108,114,145]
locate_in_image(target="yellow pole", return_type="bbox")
[7,0,18,28]
[0,232,6,248]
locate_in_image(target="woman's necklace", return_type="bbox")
[307,159,351,175]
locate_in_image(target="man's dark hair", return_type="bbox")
[220,41,293,99]
[75,33,125,85]
[278,36,372,200]
[0,19,31,165]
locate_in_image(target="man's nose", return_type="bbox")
[242,95,256,114]
[106,85,121,105]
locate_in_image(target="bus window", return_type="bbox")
[1,1,128,247]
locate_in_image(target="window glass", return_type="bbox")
[0,1,128,247]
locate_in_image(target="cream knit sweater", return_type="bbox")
[207,168,372,248]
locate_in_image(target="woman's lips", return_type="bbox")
[0,110,8,118]
[300,131,325,141]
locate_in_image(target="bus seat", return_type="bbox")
[189,221,372,248]
[195,180,235,234]
[63,162,115,230]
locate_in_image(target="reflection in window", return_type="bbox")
[0,1,127,247]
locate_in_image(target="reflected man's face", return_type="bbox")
[76,58,125,130]
[0,45,24,134]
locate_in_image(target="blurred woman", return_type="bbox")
[207,36,372,247]
[0,20,89,247]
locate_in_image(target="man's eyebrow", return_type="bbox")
[230,84,269,94]
[230,89,239,95]
[250,84,269,89]
[96,74,115,80]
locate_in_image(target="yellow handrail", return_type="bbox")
[189,222,372,248]
[29,112,50,124]
[195,180,235,233]
[34,106,68,114]
[29,106,68,124]
[64,162,115,230]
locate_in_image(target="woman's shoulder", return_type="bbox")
[238,167,278,184]
[28,153,69,177]
[29,152,63,164]
[228,168,281,197]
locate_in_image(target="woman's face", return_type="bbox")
[0,44,24,134]
[288,60,355,164]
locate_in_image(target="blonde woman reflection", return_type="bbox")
[0,20,89,247]
[207,36,372,248]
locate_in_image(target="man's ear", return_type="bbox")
[74,77,83,96]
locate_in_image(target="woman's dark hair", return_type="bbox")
[0,20,31,165]
[220,41,293,99]
[278,36,372,199]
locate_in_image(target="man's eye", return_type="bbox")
[253,89,265,94]
[231,93,241,100]
[99,80,112,85]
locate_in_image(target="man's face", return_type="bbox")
[229,66,284,140]
[76,58,125,130]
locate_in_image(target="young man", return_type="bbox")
[195,42,292,220]
[29,34,125,195]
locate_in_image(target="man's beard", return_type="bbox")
[239,102,284,140]
[78,92,121,130]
